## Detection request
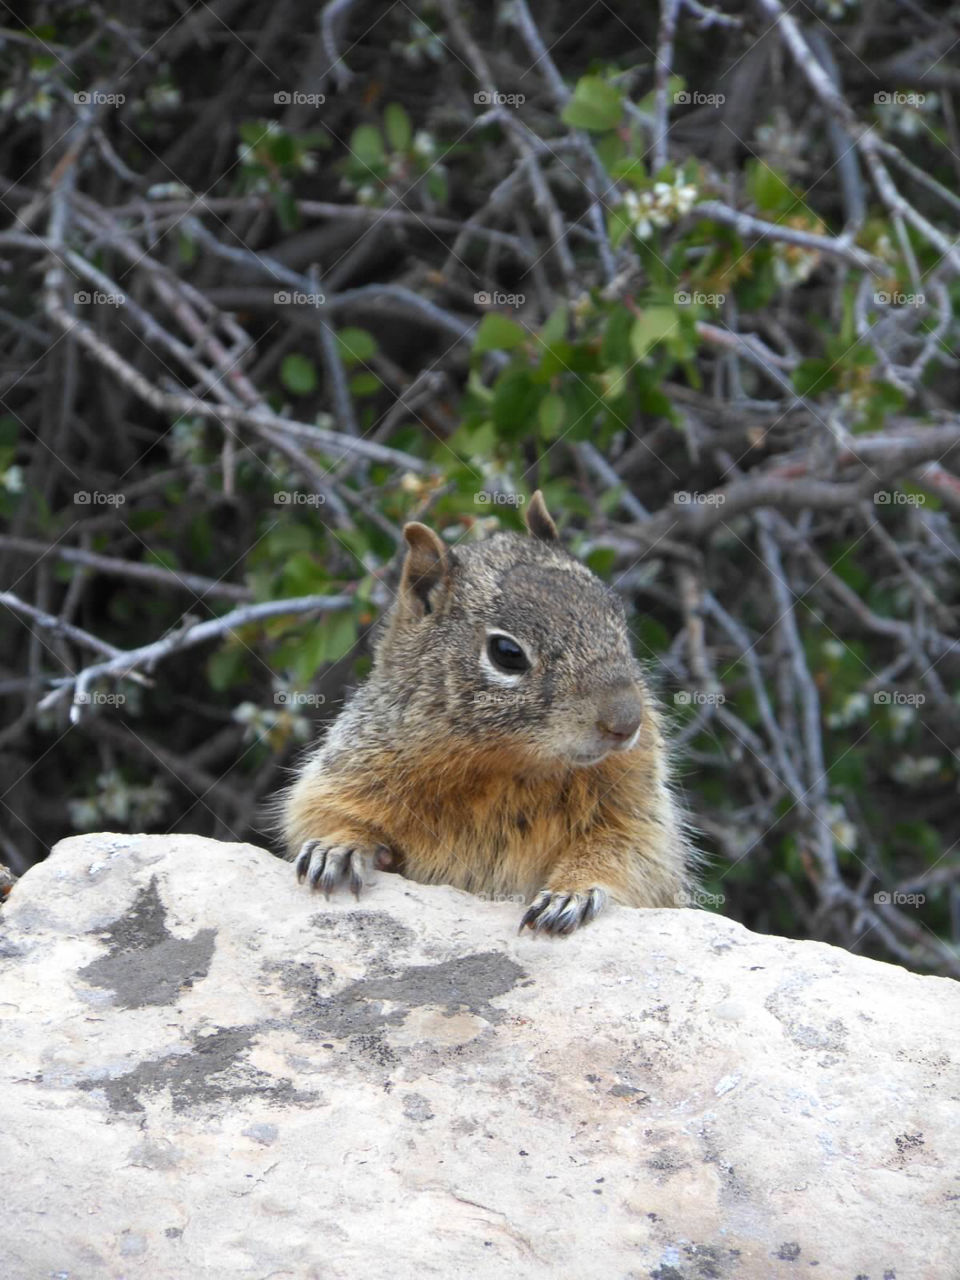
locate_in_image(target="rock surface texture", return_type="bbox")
[2,833,958,1279]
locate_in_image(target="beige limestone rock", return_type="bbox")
[1,832,958,1279]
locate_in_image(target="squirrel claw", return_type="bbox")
[519,887,607,936]
[295,840,367,899]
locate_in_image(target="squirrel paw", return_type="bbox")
[519,887,608,936]
[295,840,393,899]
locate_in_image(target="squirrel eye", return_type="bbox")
[487,633,530,673]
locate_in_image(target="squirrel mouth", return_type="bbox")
[569,727,643,768]
[568,747,614,768]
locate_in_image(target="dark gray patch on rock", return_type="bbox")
[350,1030,399,1067]
[699,1124,752,1203]
[78,878,215,1008]
[243,1123,278,1145]
[402,1091,435,1121]
[609,1083,648,1100]
[75,1024,317,1114]
[650,1242,742,1279]
[764,980,849,1056]
[308,909,416,955]
[646,1147,690,1181]
[0,935,28,959]
[297,951,526,1039]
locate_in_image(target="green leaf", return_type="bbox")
[271,134,298,167]
[280,354,318,396]
[586,547,617,577]
[207,645,248,692]
[635,376,674,419]
[492,368,540,434]
[349,124,385,170]
[538,392,566,438]
[792,358,836,397]
[630,306,678,361]
[280,551,329,597]
[602,308,633,366]
[448,419,498,456]
[634,616,670,654]
[594,130,626,173]
[635,74,686,115]
[239,120,268,147]
[561,76,623,131]
[426,169,448,204]
[333,527,372,564]
[320,610,358,665]
[336,327,378,363]
[559,381,603,438]
[537,339,574,380]
[746,159,796,215]
[292,609,359,682]
[260,523,314,558]
[349,372,380,396]
[473,311,527,354]
[275,189,299,233]
[539,305,568,347]
[608,208,633,249]
[383,102,412,151]
[466,368,494,403]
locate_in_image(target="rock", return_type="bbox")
[2,833,958,1279]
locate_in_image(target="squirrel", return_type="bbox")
[278,491,697,935]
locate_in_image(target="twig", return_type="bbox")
[691,201,884,272]
[0,591,125,659]
[652,0,681,172]
[36,593,354,721]
[0,536,253,602]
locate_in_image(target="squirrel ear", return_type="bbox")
[525,490,559,542]
[400,522,450,616]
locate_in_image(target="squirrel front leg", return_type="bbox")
[519,848,622,935]
[519,838,671,935]
[283,775,397,899]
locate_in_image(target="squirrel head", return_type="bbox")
[372,492,652,771]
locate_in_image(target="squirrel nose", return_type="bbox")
[596,687,644,743]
